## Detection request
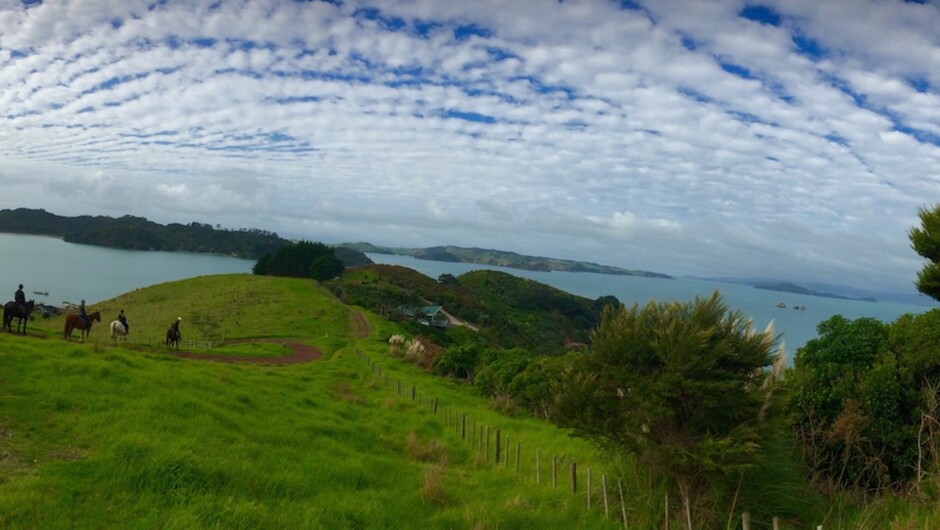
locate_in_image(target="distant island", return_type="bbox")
[337,242,673,279]
[751,281,877,302]
[0,208,289,260]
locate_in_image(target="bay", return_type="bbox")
[0,233,254,307]
[366,253,934,356]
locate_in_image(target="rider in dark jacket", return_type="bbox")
[14,284,26,313]
[118,309,129,334]
[79,299,89,328]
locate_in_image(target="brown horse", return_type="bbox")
[3,300,35,334]
[64,310,101,341]
[165,320,181,350]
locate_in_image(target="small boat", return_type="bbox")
[33,290,48,296]
[776,302,786,308]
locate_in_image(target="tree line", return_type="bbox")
[0,208,287,259]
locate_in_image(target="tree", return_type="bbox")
[553,292,779,529]
[252,240,344,281]
[909,204,940,301]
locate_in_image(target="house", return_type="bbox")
[397,305,450,328]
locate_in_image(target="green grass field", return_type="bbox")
[0,274,620,529]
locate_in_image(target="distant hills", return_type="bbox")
[750,281,878,302]
[337,242,673,279]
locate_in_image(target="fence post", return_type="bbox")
[742,512,751,530]
[433,398,438,414]
[504,434,509,467]
[494,429,501,465]
[485,426,490,460]
[515,441,520,472]
[587,467,592,509]
[411,385,416,400]
[618,479,628,529]
[536,449,541,485]
[772,517,780,530]
[552,456,557,488]
[571,462,577,494]
[461,413,466,439]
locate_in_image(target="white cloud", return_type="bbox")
[0,0,938,294]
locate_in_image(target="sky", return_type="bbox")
[1,0,939,295]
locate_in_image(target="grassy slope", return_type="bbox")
[0,274,618,529]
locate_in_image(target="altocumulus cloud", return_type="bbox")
[1,0,939,293]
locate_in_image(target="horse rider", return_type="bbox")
[118,309,129,334]
[79,299,89,329]
[171,317,181,340]
[14,284,26,313]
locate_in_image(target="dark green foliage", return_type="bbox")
[253,241,344,281]
[910,205,940,301]
[0,208,286,259]
[434,343,482,380]
[789,314,929,491]
[554,292,777,528]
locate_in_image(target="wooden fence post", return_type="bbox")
[587,467,592,509]
[461,413,466,439]
[485,426,490,460]
[411,385,415,400]
[515,441,520,472]
[618,479,628,529]
[772,517,780,530]
[552,456,557,488]
[433,398,438,414]
[494,429,501,465]
[571,462,577,494]
[504,435,509,467]
[537,449,541,485]
[742,512,751,530]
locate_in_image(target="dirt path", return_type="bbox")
[163,338,323,365]
[351,311,370,339]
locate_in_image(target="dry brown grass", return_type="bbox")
[422,463,448,505]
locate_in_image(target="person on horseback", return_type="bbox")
[14,284,26,313]
[171,316,181,340]
[79,299,89,329]
[118,309,129,334]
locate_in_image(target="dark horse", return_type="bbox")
[3,300,35,334]
[165,321,181,350]
[64,310,101,341]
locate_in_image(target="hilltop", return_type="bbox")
[1,273,617,529]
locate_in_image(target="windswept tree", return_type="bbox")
[909,204,940,301]
[553,292,781,529]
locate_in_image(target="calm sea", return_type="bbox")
[0,233,930,357]
[0,233,254,307]
[366,253,935,356]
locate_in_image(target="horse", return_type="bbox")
[3,300,35,334]
[110,320,128,346]
[64,310,101,341]
[165,323,181,350]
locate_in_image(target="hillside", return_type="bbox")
[338,242,673,278]
[331,265,616,353]
[0,274,617,529]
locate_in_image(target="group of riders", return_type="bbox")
[11,284,181,342]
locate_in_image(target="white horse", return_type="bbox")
[110,320,128,345]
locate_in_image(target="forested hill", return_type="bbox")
[338,242,673,279]
[0,208,287,259]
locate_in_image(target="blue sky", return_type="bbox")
[1,0,939,295]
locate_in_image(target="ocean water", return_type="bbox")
[366,253,934,356]
[0,232,929,358]
[0,233,254,306]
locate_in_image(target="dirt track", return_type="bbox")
[164,338,323,365]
